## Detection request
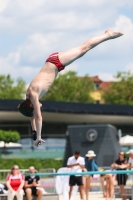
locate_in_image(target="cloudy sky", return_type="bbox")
[0,0,133,85]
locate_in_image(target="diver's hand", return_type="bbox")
[34,139,45,147]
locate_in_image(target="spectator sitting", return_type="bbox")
[6,165,24,200]
[83,150,98,200]
[24,166,43,200]
[111,151,128,200]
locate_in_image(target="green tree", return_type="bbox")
[0,74,26,99]
[42,71,94,103]
[103,71,133,105]
[0,130,20,152]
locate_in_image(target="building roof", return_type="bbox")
[100,82,111,90]
[91,76,111,90]
[0,99,133,125]
[0,99,133,115]
[91,76,102,83]
[78,76,111,90]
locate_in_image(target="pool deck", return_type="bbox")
[59,193,122,200]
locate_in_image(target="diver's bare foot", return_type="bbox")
[105,29,124,39]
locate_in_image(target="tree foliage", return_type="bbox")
[0,159,63,171]
[0,130,20,143]
[0,130,20,153]
[0,74,26,99]
[103,71,133,105]
[42,71,94,103]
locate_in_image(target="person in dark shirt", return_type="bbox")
[111,151,128,200]
[24,166,43,200]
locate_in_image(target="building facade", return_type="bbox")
[90,76,111,103]
[0,99,133,158]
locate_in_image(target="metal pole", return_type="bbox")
[131,175,133,200]
[131,182,133,200]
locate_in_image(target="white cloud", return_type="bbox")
[0,53,39,84]
[0,0,133,84]
[0,0,10,13]
[0,0,125,34]
[97,72,116,81]
[0,51,20,76]
[115,15,133,45]
[18,33,49,63]
[0,57,12,73]
[125,63,133,72]
[17,13,133,68]
[8,52,20,65]
[85,15,133,61]
[60,63,79,75]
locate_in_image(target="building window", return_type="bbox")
[95,83,100,89]
[95,100,100,104]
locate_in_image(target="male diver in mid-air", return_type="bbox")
[18,29,123,146]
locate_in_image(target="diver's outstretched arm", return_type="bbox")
[30,92,45,146]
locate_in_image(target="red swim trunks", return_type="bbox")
[46,52,65,72]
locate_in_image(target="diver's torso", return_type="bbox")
[26,62,58,99]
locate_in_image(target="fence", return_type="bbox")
[0,168,56,194]
[0,169,29,182]
[1,169,133,199]
[38,168,56,194]
[28,169,133,200]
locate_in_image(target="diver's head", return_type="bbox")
[18,99,34,117]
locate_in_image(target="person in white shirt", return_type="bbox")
[127,149,133,168]
[67,151,85,200]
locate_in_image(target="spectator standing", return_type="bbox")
[83,150,98,200]
[100,173,114,200]
[24,166,43,200]
[6,165,24,200]
[111,151,128,200]
[67,151,85,200]
[127,149,133,168]
[126,149,133,184]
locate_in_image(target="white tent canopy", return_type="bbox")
[0,141,22,148]
[119,135,133,146]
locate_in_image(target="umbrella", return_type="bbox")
[0,141,22,148]
[119,135,133,146]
